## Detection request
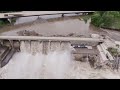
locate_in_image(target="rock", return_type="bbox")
[67,33,75,37]
[91,34,100,39]
[74,55,82,61]
[17,30,43,36]
[74,54,88,62]
[50,34,66,37]
[76,35,84,37]
[88,55,96,68]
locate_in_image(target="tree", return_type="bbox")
[91,11,120,29]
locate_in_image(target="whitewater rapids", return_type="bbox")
[0,41,74,79]
[0,41,120,79]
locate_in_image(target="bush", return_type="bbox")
[91,12,103,27]
[0,20,10,27]
[91,11,120,29]
[107,47,119,56]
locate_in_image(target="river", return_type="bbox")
[0,13,90,37]
[1,12,120,41]
[0,11,120,79]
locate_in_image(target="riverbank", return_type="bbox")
[91,11,120,31]
[100,17,120,31]
[0,11,21,28]
[0,20,10,28]
[0,19,16,29]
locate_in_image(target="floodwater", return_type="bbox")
[1,41,120,79]
[0,12,120,79]
[1,18,90,37]
[0,11,120,40]
[0,41,73,79]
[14,11,83,25]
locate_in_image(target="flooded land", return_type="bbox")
[0,11,120,79]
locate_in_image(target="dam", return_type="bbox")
[0,36,104,79]
[0,11,119,79]
[0,36,103,68]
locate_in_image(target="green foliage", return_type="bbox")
[91,12,103,27]
[0,20,6,26]
[0,20,9,27]
[91,11,120,29]
[107,47,119,56]
[0,20,4,24]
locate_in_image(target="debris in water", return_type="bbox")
[17,30,43,36]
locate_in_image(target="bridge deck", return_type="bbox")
[0,36,103,42]
[0,11,95,18]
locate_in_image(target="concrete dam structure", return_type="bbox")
[0,36,103,68]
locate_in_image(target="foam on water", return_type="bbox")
[0,41,73,79]
[1,41,120,79]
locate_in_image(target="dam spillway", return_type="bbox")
[0,36,103,68]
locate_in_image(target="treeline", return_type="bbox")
[91,11,120,30]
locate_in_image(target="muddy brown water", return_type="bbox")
[0,17,105,37]
[1,14,119,41]
[1,14,120,79]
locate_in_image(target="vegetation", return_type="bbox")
[91,11,120,30]
[0,11,20,27]
[0,20,10,27]
[107,47,120,57]
[0,18,17,28]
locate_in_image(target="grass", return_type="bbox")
[79,15,91,23]
[101,18,120,30]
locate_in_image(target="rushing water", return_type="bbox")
[1,12,120,79]
[0,41,74,79]
[1,41,120,79]
[14,12,81,25]
[1,19,91,37]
